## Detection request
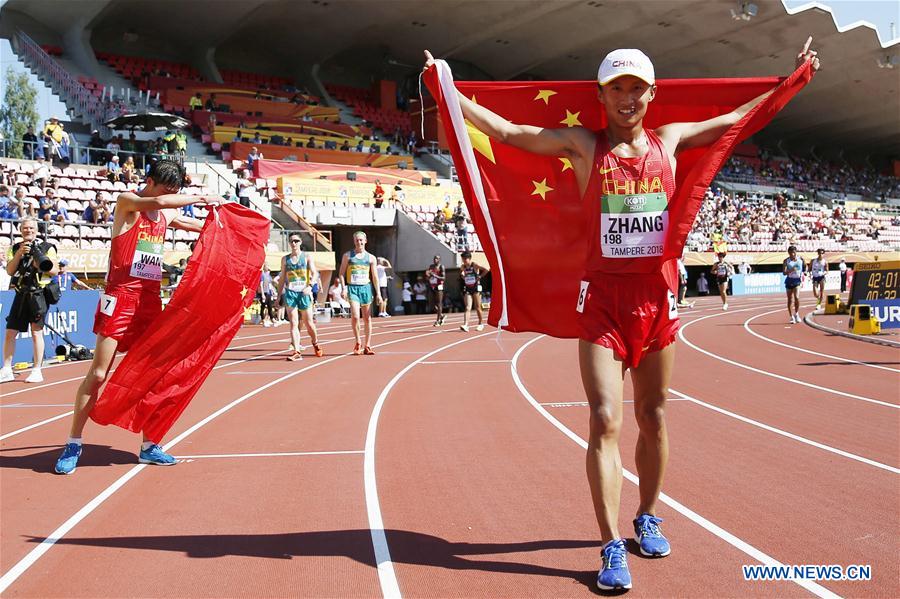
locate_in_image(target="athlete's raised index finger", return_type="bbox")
[802,36,812,54]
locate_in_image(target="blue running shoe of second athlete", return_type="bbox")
[54,443,83,475]
[596,538,632,591]
[633,513,671,557]
[138,444,177,466]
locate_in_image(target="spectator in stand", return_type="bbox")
[286,137,294,147]
[406,131,417,155]
[355,140,364,152]
[0,185,14,220]
[305,136,316,149]
[340,140,350,152]
[121,155,139,184]
[236,169,254,208]
[32,156,49,189]
[302,112,313,123]
[432,210,445,234]
[373,180,385,208]
[205,93,217,111]
[43,116,63,148]
[370,143,381,154]
[98,196,113,222]
[247,146,262,170]
[175,130,187,156]
[441,201,454,223]
[453,200,465,220]
[402,280,413,315]
[106,136,120,159]
[251,132,263,145]
[189,93,203,111]
[37,188,56,221]
[22,125,39,159]
[106,154,122,179]
[455,217,469,251]
[87,129,104,163]
[82,192,100,224]
[233,130,243,143]
[14,186,37,219]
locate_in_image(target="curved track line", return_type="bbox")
[667,389,900,474]
[679,308,899,410]
[743,309,900,373]
[0,323,440,439]
[509,335,840,599]
[0,327,446,595]
[364,330,497,599]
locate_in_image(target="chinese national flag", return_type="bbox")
[90,204,269,443]
[424,60,814,338]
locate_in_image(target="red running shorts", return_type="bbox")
[576,272,679,369]
[93,288,161,353]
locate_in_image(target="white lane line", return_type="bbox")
[744,309,900,373]
[668,389,900,475]
[420,359,511,364]
[0,324,437,436]
[679,307,899,410]
[175,450,364,459]
[0,327,445,594]
[510,335,839,599]
[365,330,498,599]
[0,317,438,399]
[0,412,74,441]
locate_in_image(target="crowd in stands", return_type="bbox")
[687,187,900,253]
[718,155,900,199]
[0,158,207,251]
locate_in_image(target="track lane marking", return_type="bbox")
[743,309,900,373]
[510,335,840,599]
[175,450,364,459]
[668,390,899,474]
[0,327,447,594]
[365,330,498,599]
[679,306,899,409]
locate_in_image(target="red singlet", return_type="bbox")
[577,130,680,368]
[93,212,167,351]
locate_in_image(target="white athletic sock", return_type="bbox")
[141,441,155,451]
[67,437,82,446]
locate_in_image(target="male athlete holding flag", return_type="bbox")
[425,38,818,591]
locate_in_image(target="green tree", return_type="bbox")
[0,66,39,159]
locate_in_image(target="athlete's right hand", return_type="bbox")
[199,196,225,206]
[424,50,435,70]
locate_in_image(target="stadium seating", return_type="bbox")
[326,83,414,137]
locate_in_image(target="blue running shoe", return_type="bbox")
[596,539,632,591]
[54,443,82,475]
[138,444,177,466]
[633,513,671,557]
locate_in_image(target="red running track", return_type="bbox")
[0,296,897,597]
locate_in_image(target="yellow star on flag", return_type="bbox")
[240,286,248,299]
[533,89,557,105]
[560,110,582,127]
[465,94,496,163]
[559,157,573,172]
[531,178,553,200]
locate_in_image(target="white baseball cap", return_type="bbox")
[597,49,655,86]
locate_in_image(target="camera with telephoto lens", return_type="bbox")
[26,244,54,273]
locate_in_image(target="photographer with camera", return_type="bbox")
[1,218,59,384]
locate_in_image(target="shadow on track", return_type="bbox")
[1,444,137,472]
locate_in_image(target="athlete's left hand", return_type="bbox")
[796,36,820,71]
[198,196,226,206]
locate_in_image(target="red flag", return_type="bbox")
[90,204,269,442]
[424,61,814,338]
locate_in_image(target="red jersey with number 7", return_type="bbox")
[105,211,168,293]
[583,129,677,278]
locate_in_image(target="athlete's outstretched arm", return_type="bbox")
[276,255,287,297]
[166,213,204,233]
[657,37,820,153]
[424,50,592,159]
[116,191,220,213]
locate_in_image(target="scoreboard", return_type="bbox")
[850,260,900,329]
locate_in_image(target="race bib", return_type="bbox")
[667,290,678,319]
[464,274,477,286]
[477,284,482,292]
[129,232,163,281]
[349,265,369,285]
[99,293,117,316]
[600,193,668,258]
[437,284,444,292]
[429,276,438,285]
[576,280,589,313]
[288,280,305,292]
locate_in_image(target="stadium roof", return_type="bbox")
[2,0,898,160]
